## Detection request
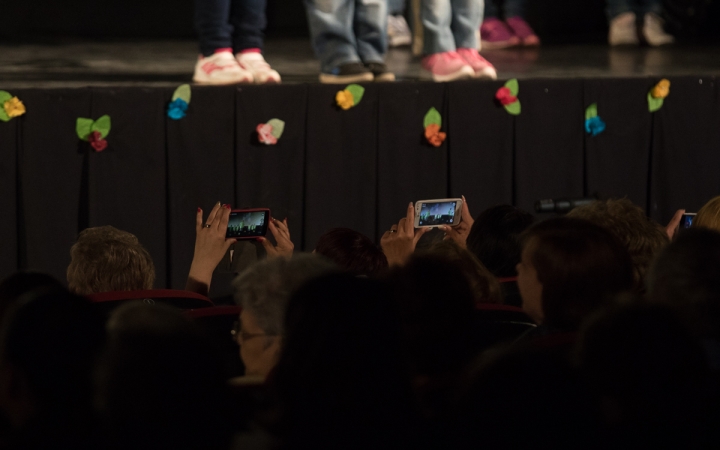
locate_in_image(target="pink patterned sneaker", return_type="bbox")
[456,48,497,80]
[236,50,281,84]
[480,17,521,50]
[505,16,540,46]
[193,49,253,84]
[421,51,475,82]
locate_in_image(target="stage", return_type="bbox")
[1,41,720,292]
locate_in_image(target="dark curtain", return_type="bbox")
[0,110,18,278]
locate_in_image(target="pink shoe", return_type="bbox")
[456,48,497,80]
[505,16,540,46]
[421,51,475,82]
[481,17,521,50]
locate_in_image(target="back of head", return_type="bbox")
[423,240,502,304]
[314,228,388,277]
[466,205,534,278]
[67,226,155,295]
[646,227,720,340]
[97,303,231,450]
[567,198,668,291]
[0,289,105,420]
[523,217,634,331]
[695,195,720,231]
[0,272,63,324]
[232,253,337,336]
[273,273,414,448]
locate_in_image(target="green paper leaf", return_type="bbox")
[91,115,112,139]
[504,100,521,116]
[345,84,365,105]
[76,118,94,140]
[0,111,9,122]
[267,118,285,139]
[504,79,519,96]
[172,84,192,104]
[424,107,442,128]
[585,103,598,120]
[647,92,664,113]
[0,91,12,105]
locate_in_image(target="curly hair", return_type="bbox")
[695,195,720,231]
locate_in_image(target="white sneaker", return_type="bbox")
[643,13,675,46]
[236,52,281,84]
[609,12,639,46]
[388,15,412,47]
[193,51,253,84]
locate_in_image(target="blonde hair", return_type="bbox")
[694,196,720,231]
[67,226,155,295]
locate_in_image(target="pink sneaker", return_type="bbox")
[421,51,474,82]
[456,48,497,80]
[480,17,521,50]
[505,16,540,46]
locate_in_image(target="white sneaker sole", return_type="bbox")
[192,71,253,85]
[319,72,374,84]
[421,65,475,82]
[473,66,497,80]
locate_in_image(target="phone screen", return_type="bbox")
[417,201,457,226]
[680,213,696,229]
[226,210,269,239]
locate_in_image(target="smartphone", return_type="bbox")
[226,208,270,239]
[414,198,463,228]
[680,212,696,229]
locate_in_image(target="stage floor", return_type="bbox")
[2,39,720,87]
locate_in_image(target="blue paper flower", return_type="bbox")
[585,116,606,137]
[167,98,188,120]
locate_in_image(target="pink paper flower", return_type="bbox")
[87,131,108,152]
[495,86,517,106]
[257,123,277,145]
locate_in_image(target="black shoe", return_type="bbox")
[365,62,396,82]
[319,62,374,84]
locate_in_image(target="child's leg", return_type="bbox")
[195,0,233,56]
[230,0,267,52]
[354,0,388,64]
[503,0,525,18]
[450,0,482,51]
[606,0,633,20]
[421,0,455,54]
[304,0,362,73]
[638,0,662,16]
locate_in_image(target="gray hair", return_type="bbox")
[232,254,337,335]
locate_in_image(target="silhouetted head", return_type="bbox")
[314,228,388,277]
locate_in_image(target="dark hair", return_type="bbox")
[466,205,534,278]
[522,217,634,331]
[314,228,388,277]
[272,273,417,449]
[646,227,720,339]
[0,272,63,323]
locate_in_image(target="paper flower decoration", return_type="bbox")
[585,103,606,137]
[76,115,111,152]
[168,84,191,120]
[256,118,285,145]
[423,107,446,147]
[648,79,670,113]
[0,91,26,122]
[496,79,521,115]
[335,84,365,110]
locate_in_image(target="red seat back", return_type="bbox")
[86,289,214,314]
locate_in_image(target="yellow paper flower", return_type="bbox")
[3,97,26,118]
[651,79,670,99]
[335,89,355,110]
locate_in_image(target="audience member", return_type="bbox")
[0,272,63,323]
[381,202,431,266]
[271,273,419,449]
[96,303,234,450]
[0,289,106,449]
[231,254,336,379]
[481,0,539,49]
[314,227,388,277]
[568,198,668,293]
[607,0,674,46]
[67,226,155,295]
[694,195,720,231]
[517,217,634,333]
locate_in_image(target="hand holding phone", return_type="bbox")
[414,198,464,228]
[226,209,271,239]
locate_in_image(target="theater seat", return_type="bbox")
[473,302,536,350]
[86,289,214,315]
[186,306,244,378]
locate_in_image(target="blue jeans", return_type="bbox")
[389,0,406,15]
[195,0,267,56]
[422,0,483,54]
[305,0,388,74]
[606,0,662,20]
[484,0,525,19]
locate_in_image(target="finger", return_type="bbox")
[666,209,686,239]
[381,230,392,243]
[413,226,431,244]
[223,238,237,252]
[196,207,203,232]
[268,220,281,241]
[398,218,409,236]
[216,204,231,233]
[258,237,277,256]
[404,203,415,235]
[272,218,291,239]
[206,201,222,226]
[461,196,473,224]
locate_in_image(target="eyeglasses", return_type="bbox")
[231,320,271,344]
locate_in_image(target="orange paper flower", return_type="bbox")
[335,89,354,110]
[4,97,26,118]
[651,79,670,99]
[424,123,446,147]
